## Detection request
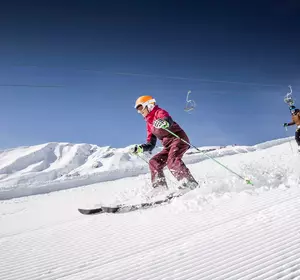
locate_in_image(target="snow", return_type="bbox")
[1,136,300,279]
[0,139,289,200]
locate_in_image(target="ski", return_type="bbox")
[78,189,190,215]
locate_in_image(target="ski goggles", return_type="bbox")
[135,99,156,113]
[136,105,144,113]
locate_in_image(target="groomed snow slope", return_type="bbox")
[0,137,300,280]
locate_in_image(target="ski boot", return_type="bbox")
[147,177,169,199]
[178,176,199,191]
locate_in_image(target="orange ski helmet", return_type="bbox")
[134,95,156,111]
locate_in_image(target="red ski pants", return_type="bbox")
[149,138,191,185]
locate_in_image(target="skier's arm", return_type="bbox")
[284,121,295,126]
[156,110,174,126]
[162,116,174,126]
[141,123,157,152]
[141,134,157,152]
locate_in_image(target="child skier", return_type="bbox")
[284,107,300,152]
[131,95,198,195]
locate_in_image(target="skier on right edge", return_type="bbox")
[283,107,300,152]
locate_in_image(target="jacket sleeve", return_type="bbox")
[156,109,174,126]
[141,122,157,152]
[287,121,295,126]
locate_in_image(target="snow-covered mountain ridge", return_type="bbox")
[0,137,293,200]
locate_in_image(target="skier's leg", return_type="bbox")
[166,139,198,189]
[149,149,169,188]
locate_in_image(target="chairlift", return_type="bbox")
[284,85,294,106]
[184,90,196,113]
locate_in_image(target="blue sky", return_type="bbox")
[0,0,300,149]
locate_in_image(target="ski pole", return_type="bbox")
[163,128,253,185]
[130,151,149,165]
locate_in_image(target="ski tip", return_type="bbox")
[78,207,103,215]
[78,205,122,215]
